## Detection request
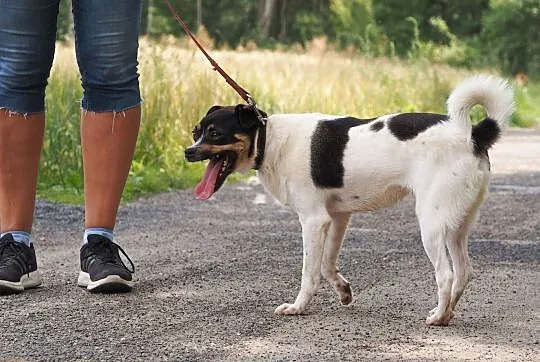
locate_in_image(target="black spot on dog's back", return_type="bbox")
[311,117,374,188]
[370,121,384,132]
[388,113,447,141]
[472,117,500,157]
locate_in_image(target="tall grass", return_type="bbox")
[39,38,538,203]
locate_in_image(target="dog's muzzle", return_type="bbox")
[185,145,210,162]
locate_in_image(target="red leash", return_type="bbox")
[163,0,266,125]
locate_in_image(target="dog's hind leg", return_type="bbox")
[418,218,455,326]
[415,191,456,326]
[414,163,489,326]
[275,210,331,315]
[321,212,353,306]
[447,181,488,311]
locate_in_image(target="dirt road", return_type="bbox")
[2,130,539,361]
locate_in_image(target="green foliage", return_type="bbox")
[53,0,538,78]
[426,1,490,39]
[292,11,329,44]
[195,0,258,47]
[286,1,333,44]
[56,0,72,41]
[513,82,540,127]
[143,0,259,48]
[478,0,540,78]
[144,0,198,36]
[372,0,489,56]
[330,0,373,49]
[40,65,83,199]
[330,0,372,35]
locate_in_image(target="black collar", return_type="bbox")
[253,124,266,170]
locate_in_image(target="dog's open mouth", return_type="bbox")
[195,151,237,200]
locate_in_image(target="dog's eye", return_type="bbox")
[209,130,222,139]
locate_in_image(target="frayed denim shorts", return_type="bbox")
[0,0,142,114]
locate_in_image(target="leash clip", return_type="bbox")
[246,94,267,127]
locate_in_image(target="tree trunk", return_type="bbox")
[147,0,154,35]
[279,0,287,41]
[196,0,202,32]
[259,0,278,37]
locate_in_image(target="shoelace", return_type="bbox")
[0,237,32,275]
[87,238,135,274]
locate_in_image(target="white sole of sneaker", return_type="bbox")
[0,271,42,294]
[78,271,134,293]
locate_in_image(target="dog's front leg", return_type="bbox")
[275,212,331,315]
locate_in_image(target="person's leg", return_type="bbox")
[0,0,59,294]
[73,0,142,292]
[0,112,45,234]
[81,107,141,230]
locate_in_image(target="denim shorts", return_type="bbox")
[0,0,142,113]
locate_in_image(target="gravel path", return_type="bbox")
[2,130,539,361]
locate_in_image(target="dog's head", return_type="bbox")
[185,104,267,200]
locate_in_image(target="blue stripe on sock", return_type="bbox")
[1,231,31,247]
[83,228,114,244]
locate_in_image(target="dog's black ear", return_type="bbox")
[234,104,266,129]
[206,105,223,116]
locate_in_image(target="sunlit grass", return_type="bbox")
[39,38,538,203]
[513,82,540,127]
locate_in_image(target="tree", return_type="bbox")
[479,0,540,77]
[259,0,278,38]
[330,0,373,48]
[373,0,489,56]
[140,0,334,47]
[196,0,202,31]
[56,0,72,41]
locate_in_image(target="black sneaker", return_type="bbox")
[0,233,42,294]
[78,235,135,293]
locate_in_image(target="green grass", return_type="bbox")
[512,82,540,127]
[38,39,540,204]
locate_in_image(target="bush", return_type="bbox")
[373,0,489,57]
[330,0,372,48]
[479,0,540,78]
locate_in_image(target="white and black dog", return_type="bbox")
[185,75,514,325]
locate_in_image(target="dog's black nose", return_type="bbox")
[185,146,198,161]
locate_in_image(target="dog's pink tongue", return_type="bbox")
[195,158,223,200]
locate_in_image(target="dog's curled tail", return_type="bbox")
[447,75,515,152]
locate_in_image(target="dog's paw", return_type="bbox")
[339,283,354,306]
[274,303,304,315]
[426,308,454,326]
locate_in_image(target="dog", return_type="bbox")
[185,75,514,326]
